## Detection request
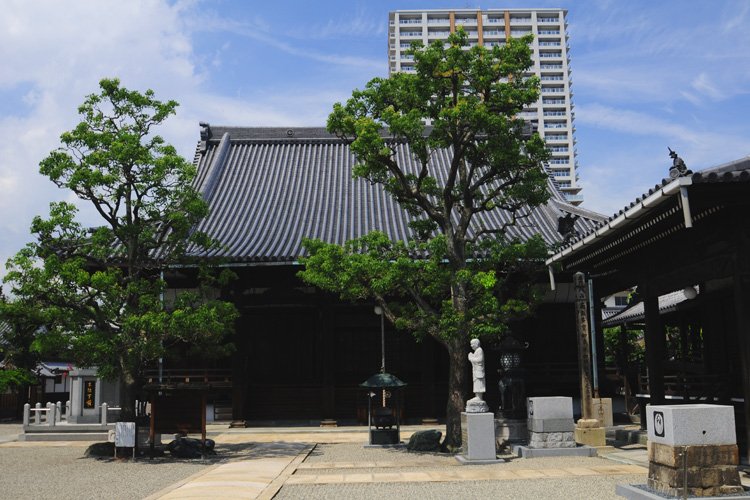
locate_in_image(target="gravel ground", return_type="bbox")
[275,443,646,500]
[0,422,22,438]
[0,425,255,500]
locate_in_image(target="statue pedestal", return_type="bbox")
[495,417,527,445]
[457,412,504,465]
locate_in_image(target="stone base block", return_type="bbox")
[593,398,613,427]
[615,483,750,500]
[648,442,739,468]
[575,427,606,447]
[511,443,597,458]
[455,455,505,465]
[528,431,576,448]
[528,418,575,433]
[495,418,527,445]
[645,442,742,497]
[461,412,497,461]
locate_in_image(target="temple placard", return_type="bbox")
[84,380,96,409]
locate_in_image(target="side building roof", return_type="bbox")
[190,125,607,263]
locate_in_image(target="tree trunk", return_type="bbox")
[443,337,469,449]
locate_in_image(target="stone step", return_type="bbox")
[19,432,110,442]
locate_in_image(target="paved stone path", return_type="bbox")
[143,428,651,500]
[287,462,647,485]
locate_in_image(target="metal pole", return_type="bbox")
[159,269,164,384]
[380,310,385,373]
[588,279,599,397]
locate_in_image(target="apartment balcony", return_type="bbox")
[427,18,450,24]
[400,31,423,37]
[564,193,584,203]
[400,18,422,25]
[510,17,532,23]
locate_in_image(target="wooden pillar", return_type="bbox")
[421,334,436,419]
[733,261,750,463]
[321,301,335,420]
[643,284,665,405]
[231,311,248,425]
[574,272,594,420]
[591,283,606,397]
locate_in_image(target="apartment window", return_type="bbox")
[550,159,569,164]
[542,87,565,93]
[538,17,559,23]
[557,182,571,187]
[543,99,566,104]
[544,111,567,116]
[548,146,569,152]
[486,17,504,24]
[400,19,422,24]
[547,135,568,141]
[539,52,562,58]
[538,30,560,35]
[539,42,561,47]
[401,31,423,37]
[541,76,564,81]
[552,170,569,177]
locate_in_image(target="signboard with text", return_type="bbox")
[84,380,96,409]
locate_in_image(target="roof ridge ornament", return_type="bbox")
[668,147,692,179]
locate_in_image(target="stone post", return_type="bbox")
[47,403,56,427]
[56,401,62,423]
[101,403,108,425]
[23,403,30,427]
[573,272,594,420]
[34,403,41,424]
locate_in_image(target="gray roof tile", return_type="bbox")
[190,126,606,263]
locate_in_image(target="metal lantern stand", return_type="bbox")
[360,372,406,447]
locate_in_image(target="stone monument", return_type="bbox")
[458,339,502,464]
[512,396,596,458]
[616,404,749,499]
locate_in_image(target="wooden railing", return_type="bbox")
[141,368,232,387]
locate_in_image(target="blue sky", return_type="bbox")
[1,0,749,274]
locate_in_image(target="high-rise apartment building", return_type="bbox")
[388,9,582,205]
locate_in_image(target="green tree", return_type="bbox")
[299,29,551,448]
[0,290,44,413]
[4,78,238,421]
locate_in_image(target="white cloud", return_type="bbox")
[692,73,725,101]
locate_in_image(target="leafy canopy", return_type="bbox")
[301,29,551,344]
[4,79,238,415]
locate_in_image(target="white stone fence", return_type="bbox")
[23,401,129,427]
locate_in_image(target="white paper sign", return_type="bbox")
[115,422,136,448]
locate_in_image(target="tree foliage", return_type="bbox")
[299,30,551,447]
[3,79,238,420]
[0,290,44,399]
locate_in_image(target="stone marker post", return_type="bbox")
[573,273,606,448]
[574,272,594,421]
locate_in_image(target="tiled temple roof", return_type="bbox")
[190,125,607,263]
